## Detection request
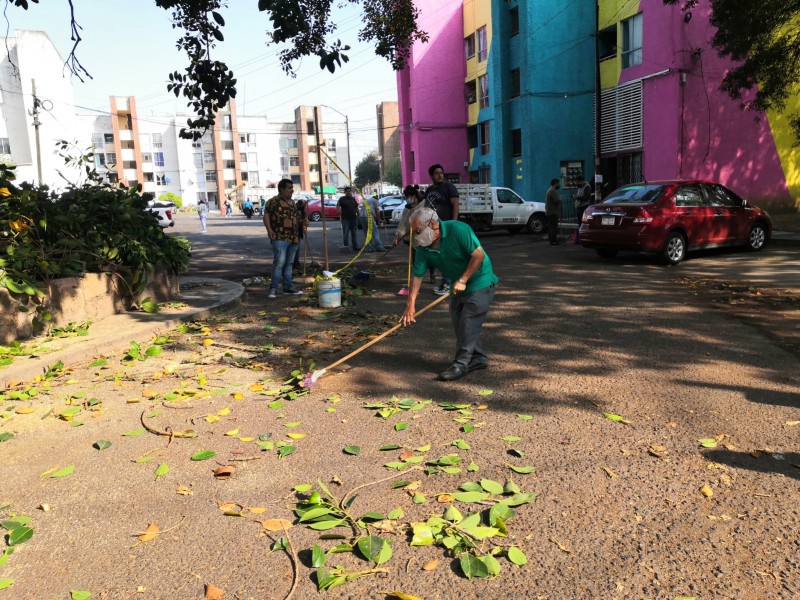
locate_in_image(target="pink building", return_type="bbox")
[397,1,469,186]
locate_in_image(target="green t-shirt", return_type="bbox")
[413,220,498,294]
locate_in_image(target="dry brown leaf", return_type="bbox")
[247,507,267,515]
[213,466,235,480]
[399,450,414,461]
[648,445,668,458]
[785,420,800,427]
[436,494,454,503]
[699,483,714,498]
[601,467,618,478]
[176,484,193,496]
[205,582,224,600]
[422,558,439,571]
[142,388,158,399]
[137,523,161,542]
[476,404,489,410]
[719,473,732,487]
[37,503,50,512]
[404,481,421,491]
[258,518,293,532]
[216,501,243,515]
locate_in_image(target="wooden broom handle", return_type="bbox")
[321,292,450,373]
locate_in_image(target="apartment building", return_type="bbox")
[0,30,82,185]
[376,101,400,175]
[78,99,350,212]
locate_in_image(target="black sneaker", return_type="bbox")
[284,289,303,296]
[433,284,450,296]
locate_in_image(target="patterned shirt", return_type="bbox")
[265,195,301,243]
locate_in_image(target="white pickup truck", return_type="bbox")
[390,184,547,234]
[454,184,547,234]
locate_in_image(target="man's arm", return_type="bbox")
[262,208,274,239]
[451,195,460,221]
[453,246,485,294]
[400,276,424,326]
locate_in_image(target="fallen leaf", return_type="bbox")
[176,484,193,496]
[202,338,214,347]
[478,389,493,396]
[602,467,618,478]
[249,383,264,392]
[382,592,422,600]
[213,465,235,480]
[785,420,800,427]
[233,392,244,401]
[205,582,224,600]
[699,483,713,498]
[258,518,293,532]
[549,537,571,553]
[217,407,231,417]
[287,433,306,440]
[422,558,439,571]
[247,507,267,515]
[476,404,489,410]
[224,429,240,437]
[603,412,630,424]
[50,465,75,479]
[137,523,161,542]
[436,494,454,503]
[37,503,50,512]
[648,445,668,458]
[698,438,718,449]
[14,407,34,414]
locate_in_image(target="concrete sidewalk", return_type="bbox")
[0,277,244,386]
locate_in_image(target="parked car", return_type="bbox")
[306,199,339,222]
[146,200,176,228]
[579,180,772,265]
[377,196,405,222]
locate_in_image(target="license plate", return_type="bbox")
[601,216,615,226]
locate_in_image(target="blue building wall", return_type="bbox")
[489,0,596,206]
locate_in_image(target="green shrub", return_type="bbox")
[0,163,191,323]
[158,191,183,209]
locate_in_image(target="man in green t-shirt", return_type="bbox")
[399,207,498,381]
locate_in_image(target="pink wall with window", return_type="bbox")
[398,1,468,186]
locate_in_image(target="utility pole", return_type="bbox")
[30,79,43,185]
[344,114,352,183]
[314,106,329,271]
[594,1,603,203]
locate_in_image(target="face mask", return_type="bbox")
[413,226,436,247]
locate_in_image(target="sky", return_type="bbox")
[3,0,401,163]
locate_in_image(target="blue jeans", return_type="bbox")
[341,218,359,249]
[360,216,385,250]
[270,239,298,291]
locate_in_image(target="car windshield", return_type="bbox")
[603,184,666,204]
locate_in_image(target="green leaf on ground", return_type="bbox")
[122,428,146,437]
[453,492,489,503]
[698,438,718,448]
[478,389,493,396]
[0,433,14,443]
[278,445,296,459]
[480,479,504,495]
[452,439,470,450]
[379,444,401,451]
[8,527,33,546]
[50,465,75,478]
[154,462,169,479]
[357,535,392,565]
[507,546,527,565]
[311,544,327,568]
[509,465,535,474]
[517,414,533,421]
[71,592,92,600]
[395,422,409,431]
[343,445,361,456]
[93,440,112,451]
[501,436,521,442]
[460,554,491,579]
[603,412,630,424]
[191,450,216,461]
[0,579,14,590]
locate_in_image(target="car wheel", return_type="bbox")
[309,211,322,222]
[747,222,767,251]
[526,214,546,234]
[661,231,686,265]
[595,248,619,259]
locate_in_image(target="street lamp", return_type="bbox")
[319,105,352,184]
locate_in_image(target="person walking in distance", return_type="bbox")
[399,207,498,381]
[545,178,562,246]
[359,194,385,252]
[337,186,360,251]
[197,198,209,233]
[424,164,460,294]
[263,179,307,299]
[572,178,592,242]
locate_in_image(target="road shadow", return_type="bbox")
[702,448,800,481]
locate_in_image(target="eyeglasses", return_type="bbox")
[412,219,435,236]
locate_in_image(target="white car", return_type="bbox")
[146,200,176,228]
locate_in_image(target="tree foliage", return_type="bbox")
[9,0,427,140]
[353,152,379,190]
[665,0,800,138]
[383,157,402,188]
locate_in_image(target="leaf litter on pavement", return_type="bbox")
[3,286,794,597]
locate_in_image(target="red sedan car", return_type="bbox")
[579,181,772,264]
[305,199,339,222]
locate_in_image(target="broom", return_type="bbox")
[397,228,412,296]
[304,291,450,387]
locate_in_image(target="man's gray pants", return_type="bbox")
[450,284,495,369]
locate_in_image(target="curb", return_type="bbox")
[0,277,244,387]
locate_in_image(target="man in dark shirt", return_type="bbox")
[424,164,460,295]
[337,187,360,251]
[263,179,307,298]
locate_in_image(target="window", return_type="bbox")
[327,140,336,152]
[222,141,234,150]
[248,152,257,166]
[193,153,203,168]
[511,129,522,156]
[94,154,106,168]
[205,171,217,182]
[141,153,152,163]
[203,152,215,163]
[497,188,522,204]
[509,7,519,36]
[511,68,520,98]
[153,152,165,167]
[478,74,489,109]
[224,179,236,190]
[479,165,491,183]
[464,34,475,60]
[306,120,315,135]
[622,14,643,68]
[156,174,167,186]
[289,156,300,167]
[706,184,741,208]
[225,160,236,169]
[465,80,477,104]
[105,152,116,166]
[288,138,298,149]
[152,133,163,148]
[92,133,104,146]
[191,141,202,149]
[598,25,617,60]
[0,138,9,154]
[249,172,259,186]
[104,133,114,144]
[240,153,247,163]
[467,125,478,149]
[241,172,248,182]
[222,115,232,130]
[410,151,415,172]
[477,26,488,62]
[247,133,256,146]
[291,174,301,184]
[675,185,704,208]
[479,121,490,155]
